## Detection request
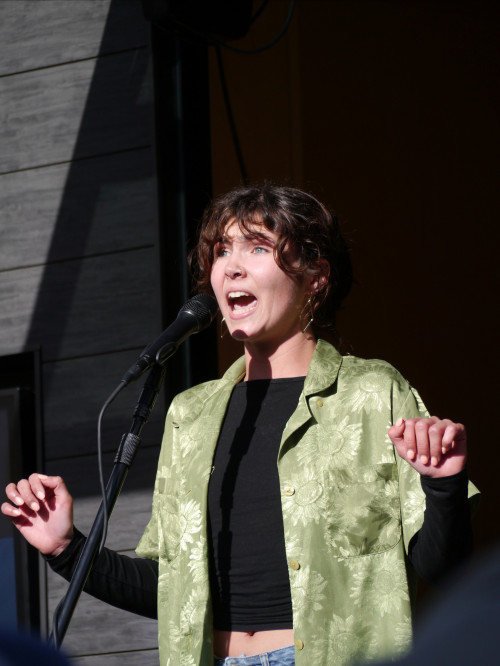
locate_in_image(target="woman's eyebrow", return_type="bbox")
[217,230,276,245]
[245,232,276,245]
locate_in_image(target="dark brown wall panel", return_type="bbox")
[209,0,499,552]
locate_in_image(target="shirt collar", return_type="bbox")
[303,338,343,395]
[220,338,342,394]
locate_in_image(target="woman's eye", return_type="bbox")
[215,246,229,257]
[253,246,267,254]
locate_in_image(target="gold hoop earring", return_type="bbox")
[301,297,314,334]
[220,316,228,339]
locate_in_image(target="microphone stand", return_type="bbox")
[50,363,166,648]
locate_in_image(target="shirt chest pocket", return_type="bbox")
[323,463,402,558]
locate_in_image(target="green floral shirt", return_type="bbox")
[136,340,478,666]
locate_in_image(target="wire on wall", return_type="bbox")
[212,0,296,185]
[219,0,296,55]
[215,45,249,186]
[148,0,297,186]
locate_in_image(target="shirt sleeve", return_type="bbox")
[391,382,480,555]
[408,469,473,584]
[45,529,159,619]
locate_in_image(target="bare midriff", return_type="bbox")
[213,629,295,658]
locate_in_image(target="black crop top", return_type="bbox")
[207,377,305,631]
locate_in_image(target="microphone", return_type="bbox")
[122,294,218,385]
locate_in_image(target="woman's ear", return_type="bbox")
[310,258,330,294]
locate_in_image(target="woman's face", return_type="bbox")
[210,221,310,347]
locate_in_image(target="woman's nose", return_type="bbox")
[225,259,246,279]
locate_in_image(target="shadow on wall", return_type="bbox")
[23,0,156,374]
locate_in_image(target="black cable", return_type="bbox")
[156,0,296,57]
[148,0,296,192]
[213,0,296,183]
[250,0,271,26]
[215,45,249,186]
[49,381,125,646]
[219,0,296,55]
[96,382,126,554]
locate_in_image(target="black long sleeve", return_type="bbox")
[44,529,158,619]
[45,471,473,617]
[408,469,473,585]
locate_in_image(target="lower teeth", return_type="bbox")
[234,303,255,312]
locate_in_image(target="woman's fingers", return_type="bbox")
[391,416,466,467]
[14,478,41,511]
[28,472,49,499]
[1,500,22,517]
[428,421,445,466]
[413,416,444,464]
[5,474,57,513]
[442,421,465,452]
[401,418,417,461]
[5,482,25,507]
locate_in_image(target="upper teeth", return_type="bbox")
[228,291,251,299]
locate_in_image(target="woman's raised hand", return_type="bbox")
[1,474,74,557]
[388,416,467,478]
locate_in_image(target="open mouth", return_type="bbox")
[227,291,257,315]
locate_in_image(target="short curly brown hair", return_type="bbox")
[189,184,353,331]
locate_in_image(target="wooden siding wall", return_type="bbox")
[1,1,161,662]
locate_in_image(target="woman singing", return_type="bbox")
[2,185,478,666]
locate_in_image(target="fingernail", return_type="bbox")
[442,447,446,454]
[30,502,39,511]
[407,449,415,460]
[420,455,429,465]
[431,456,438,466]
[36,491,45,499]
[14,496,24,505]
[396,417,404,427]
[12,508,21,516]
[37,474,48,480]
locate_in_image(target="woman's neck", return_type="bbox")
[243,334,317,380]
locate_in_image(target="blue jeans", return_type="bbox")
[214,644,295,666]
